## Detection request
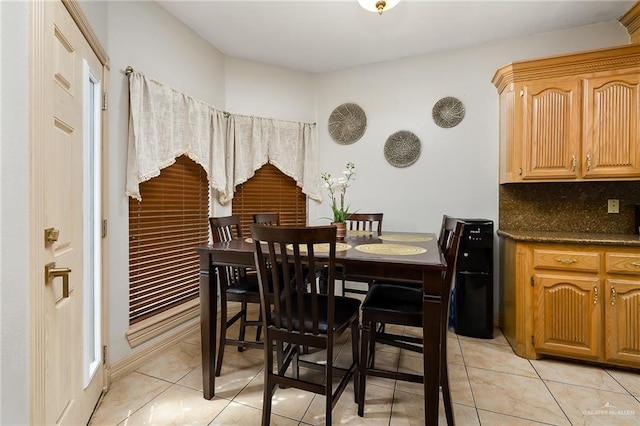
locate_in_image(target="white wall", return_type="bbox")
[106,0,226,363]
[78,0,108,50]
[0,1,30,424]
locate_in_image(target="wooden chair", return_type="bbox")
[341,213,384,296]
[209,215,263,377]
[356,217,465,425]
[346,213,383,236]
[250,224,361,426]
[253,212,280,226]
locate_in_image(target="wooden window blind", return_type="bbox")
[128,156,209,325]
[232,163,307,236]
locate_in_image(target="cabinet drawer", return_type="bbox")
[606,253,640,275]
[533,249,600,273]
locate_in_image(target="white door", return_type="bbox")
[32,1,105,424]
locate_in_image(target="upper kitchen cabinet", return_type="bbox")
[493,44,640,183]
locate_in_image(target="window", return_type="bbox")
[128,156,209,324]
[232,163,307,235]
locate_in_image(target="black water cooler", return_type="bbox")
[453,219,494,339]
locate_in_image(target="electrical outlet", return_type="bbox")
[608,199,620,214]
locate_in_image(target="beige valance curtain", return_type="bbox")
[126,71,321,203]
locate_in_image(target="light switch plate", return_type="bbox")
[608,199,620,214]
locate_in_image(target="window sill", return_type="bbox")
[125,299,200,348]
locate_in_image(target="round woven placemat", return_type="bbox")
[328,103,367,145]
[378,234,433,242]
[355,243,427,256]
[286,243,352,253]
[347,230,375,236]
[244,238,267,244]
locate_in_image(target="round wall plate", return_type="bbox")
[432,96,465,128]
[384,130,421,168]
[328,103,367,145]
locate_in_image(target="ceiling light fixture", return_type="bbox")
[358,0,401,15]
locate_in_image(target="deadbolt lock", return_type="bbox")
[44,228,60,245]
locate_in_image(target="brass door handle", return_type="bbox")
[554,258,577,265]
[45,262,72,298]
[610,286,617,306]
[593,286,598,305]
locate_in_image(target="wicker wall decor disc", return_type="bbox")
[432,96,465,128]
[384,130,421,168]
[328,103,367,145]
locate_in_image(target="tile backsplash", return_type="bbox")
[499,181,640,234]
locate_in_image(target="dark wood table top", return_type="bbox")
[197,231,445,268]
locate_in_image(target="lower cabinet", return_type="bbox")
[500,238,640,369]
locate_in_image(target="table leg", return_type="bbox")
[423,292,441,425]
[199,256,217,399]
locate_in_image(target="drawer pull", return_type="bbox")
[630,262,640,268]
[593,286,598,305]
[610,286,617,306]
[571,155,576,172]
[554,258,577,265]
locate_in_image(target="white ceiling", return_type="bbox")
[157,0,635,73]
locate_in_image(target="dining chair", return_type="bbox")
[250,224,361,426]
[356,217,465,425]
[209,215,263,377]
[341,212,384,296]
[253,212,280,226]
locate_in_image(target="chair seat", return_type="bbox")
[274,294,361,333]
[361,283,422,326]
[226,274,260,295]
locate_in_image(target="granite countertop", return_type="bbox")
[497,229,640,247]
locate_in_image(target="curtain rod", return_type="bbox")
[123,65,316,125]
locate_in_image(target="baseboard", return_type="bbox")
[109,317,200,382]
[108,303,259,383]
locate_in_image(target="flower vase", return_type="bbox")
[332,222,347,241]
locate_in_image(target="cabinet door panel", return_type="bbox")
[534,274,601,359]
[583,73,640,178]
[499,85,521,183]
[605,280,640,365]
[522,80,581,180]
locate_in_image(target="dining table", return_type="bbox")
[195,230,448,425]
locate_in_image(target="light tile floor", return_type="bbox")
[90,320,640,425]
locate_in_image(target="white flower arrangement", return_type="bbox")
[321,162,356,223]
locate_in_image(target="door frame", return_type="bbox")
[29,1,109,423]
